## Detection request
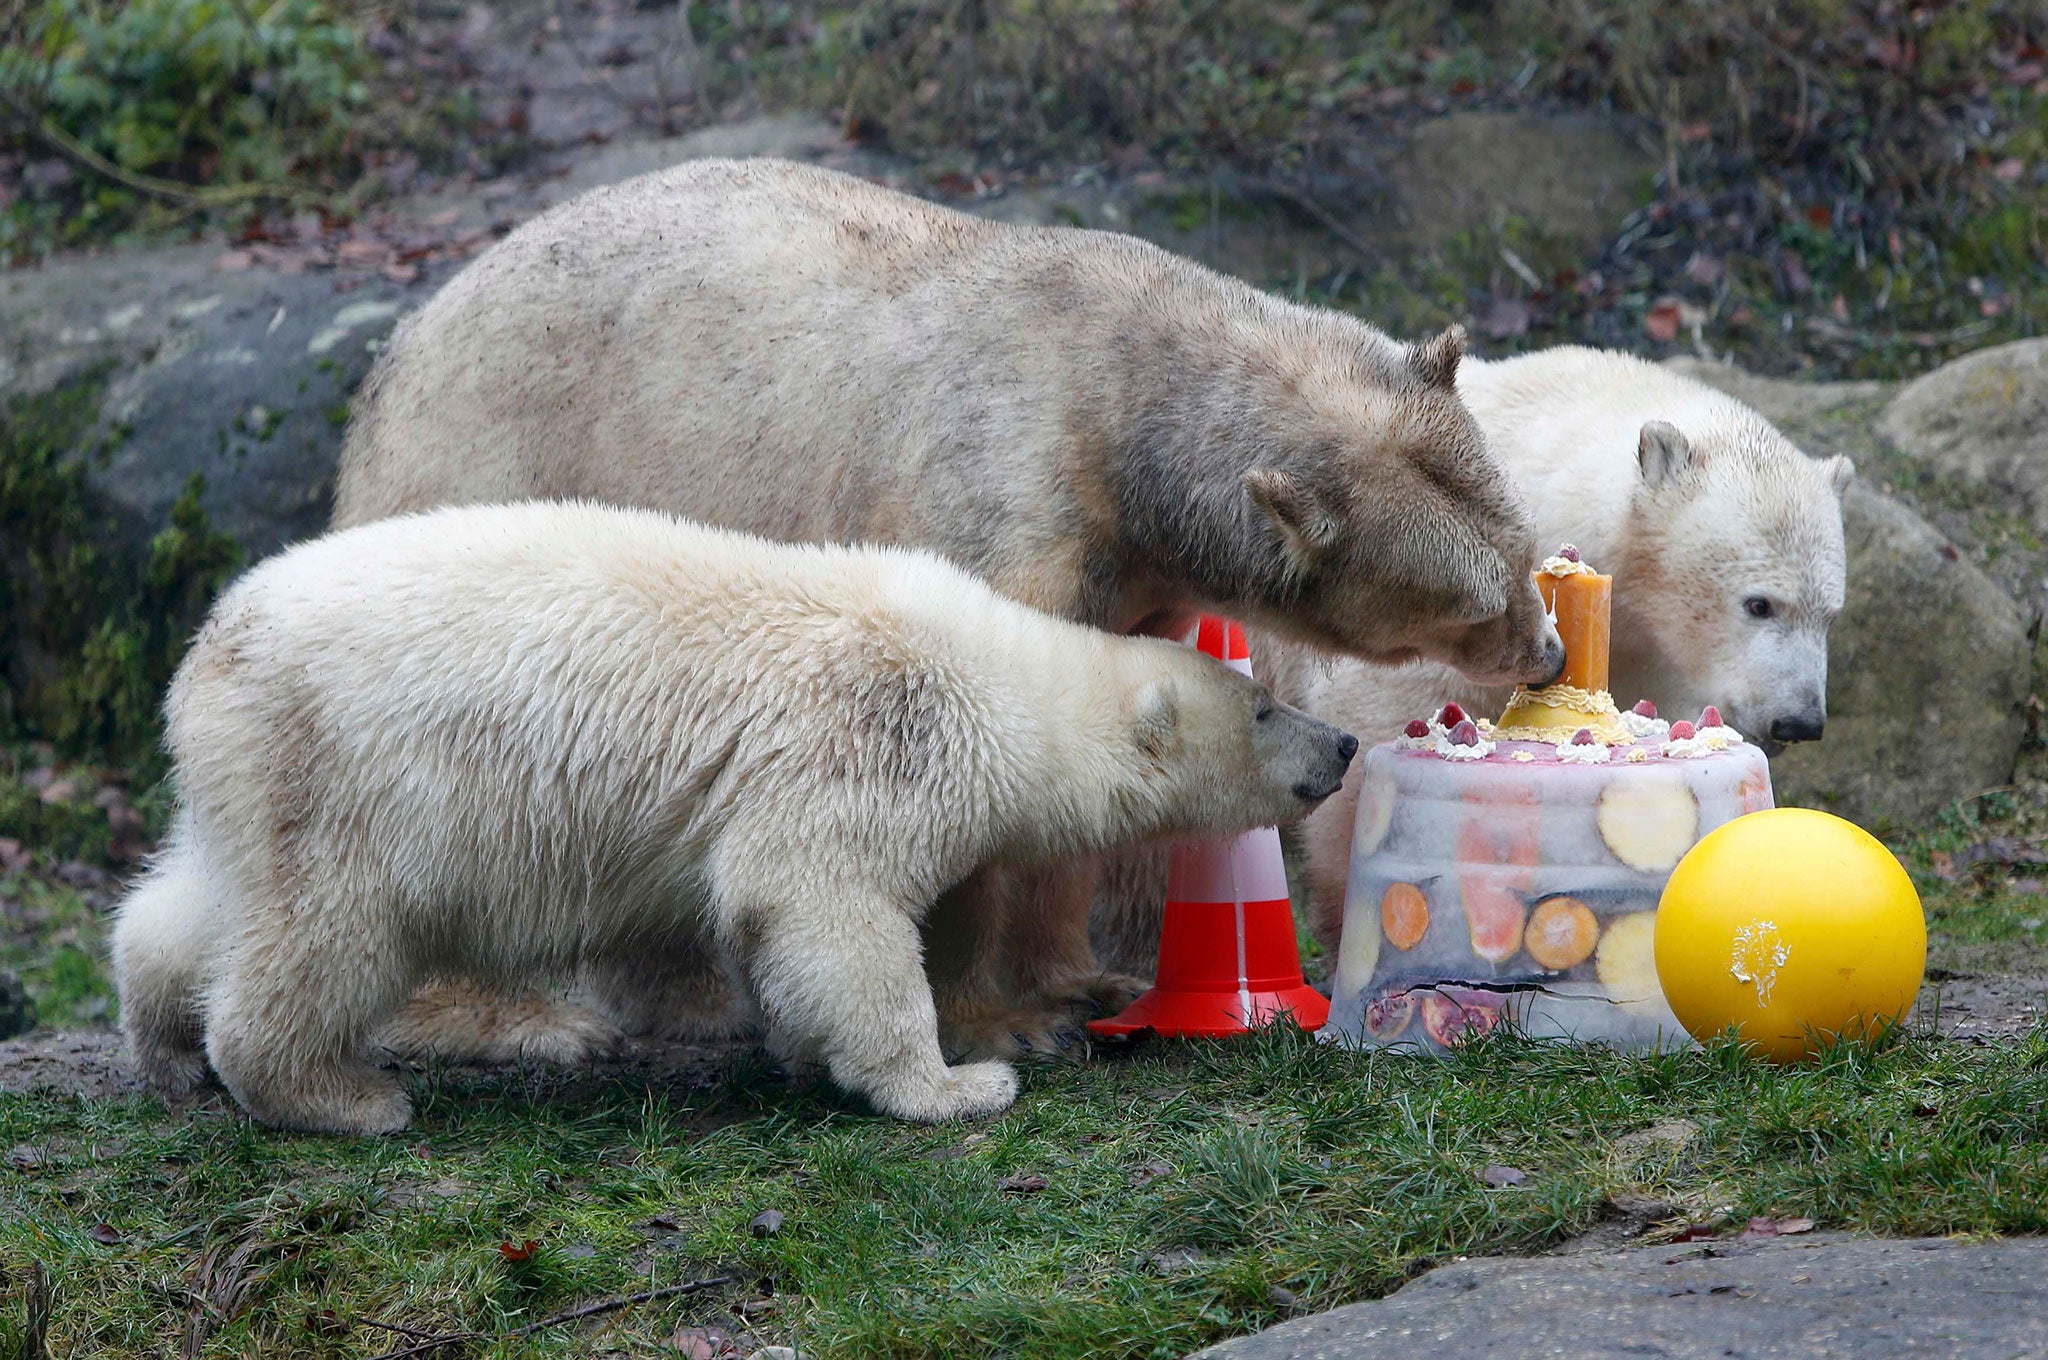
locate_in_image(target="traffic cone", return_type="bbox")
[1087,616,1330,1039]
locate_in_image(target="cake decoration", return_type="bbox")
[1492,546,1632,744]
[1397,717,1435,750]
[1695,705,1745,745]
[1434,718,1494,761]
[1622,698,1670,742]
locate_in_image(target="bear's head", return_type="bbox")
[1234,325,1566,688]
[1110,642,1359,842]
[1624,415,1852,750]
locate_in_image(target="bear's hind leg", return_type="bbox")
[110,825,219,1095]
[742,890,1016,1122]
[205,904,419,1135]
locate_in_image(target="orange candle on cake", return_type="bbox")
[1538,566,1610,694]
[1493,545,1630,744]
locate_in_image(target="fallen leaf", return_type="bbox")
[1146,1246,1207,1274]
[995,1173,1049,1194]
[1477,295,1530,340]
[1267,1284,1300,1309]
[1670,1223,1718,1243]
[1644,300,1683,343]
[1778,1217,1816,1235]
[88,1223,123,1245]
[6,1145,43,1171]
[1481,1164,1528,1188]
[749,1209,783,1238]
[1128,1157,1171,1188]
[1683,252,1724,286]
[497,1238,540,1262]
[1740,1216,1780,1239]
[671,1326,734,1359]
[563,1242,598,1259]
[644,1214,680,1232]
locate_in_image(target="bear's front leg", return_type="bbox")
[742,891,1017,1122]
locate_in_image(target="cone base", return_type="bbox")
[1087,982,1330,1039]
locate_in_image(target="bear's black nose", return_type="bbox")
[1336,733,1360,762]
[1769,713,1826,744]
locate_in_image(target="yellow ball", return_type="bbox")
[1654,808,1925,1061]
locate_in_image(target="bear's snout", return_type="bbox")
[1291,725,1358,804]
[1768,710,1826,744]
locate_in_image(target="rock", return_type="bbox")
[1390,112,1655,253]
[1194,1234,2048,1360]
[1661,356,1888,430]
[1880,338,2048,533]
[0,972,34,1041]
[1772,482,2031,825]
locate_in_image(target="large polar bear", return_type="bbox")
[111,502,1357,1134]
[1093,347,1854,973]
[332,156,1563,1060]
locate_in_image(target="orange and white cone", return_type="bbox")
[1088,617,1330,1038]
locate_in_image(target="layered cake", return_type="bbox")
[1320,548,1773,1052]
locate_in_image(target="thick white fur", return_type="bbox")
[1295,347,1851,950]
[112,502,1350,1133]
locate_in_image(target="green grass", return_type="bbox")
[6,1022,2048,1359]
[3,779,2048,1358]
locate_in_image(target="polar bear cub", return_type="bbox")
[112,502,1356,1133]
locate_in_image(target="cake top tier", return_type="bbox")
[1495,543,1629,743]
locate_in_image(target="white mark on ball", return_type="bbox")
[1730,920,1792,1007]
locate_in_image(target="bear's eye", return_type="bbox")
[1743,596,1774,620]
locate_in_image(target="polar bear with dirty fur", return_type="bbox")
[333,157,1563,1065]
[1092,347,1853,972]
[111,501,1357,1134]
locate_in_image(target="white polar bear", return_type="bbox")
[1296,347,1852,949]
[111,502,1356,1134]
[1090,347,1852,973]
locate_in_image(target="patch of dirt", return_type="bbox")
[0,1027,752,1106]
[1918,970,2047,1042]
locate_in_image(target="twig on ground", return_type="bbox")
[359,1274,734,1360]
[1243,176,1380,265]
[0,84,310,209]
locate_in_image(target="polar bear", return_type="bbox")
[1090,347,1854,972]
[110,501,1357,1134]
[332,156,1562,1059]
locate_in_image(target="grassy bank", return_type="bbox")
[6,1021,2048,1359]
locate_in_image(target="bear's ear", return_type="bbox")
[1134,678,1180,756]
[1243,468,1341,569]
[1821,454,1855,498]
[1409,323,1467,390]
[1636,420,1699,490]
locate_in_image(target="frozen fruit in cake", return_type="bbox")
[1632,699,1658,718]
[1596,775,1700,871]
[1570,727,1597,745]
[1403,718,1430,739]
[1557,544,1581,562]
[1380,883,1430,951]
[1524,896,1600,970]
[1699,706,1722,729]
[1448,718,1482,746]
[1668,720,1697,741]
[1594,912,1661,1006]
[1364,991,1415,1040]
[1420,990,1500,1046]
[1436,702,1467,727]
